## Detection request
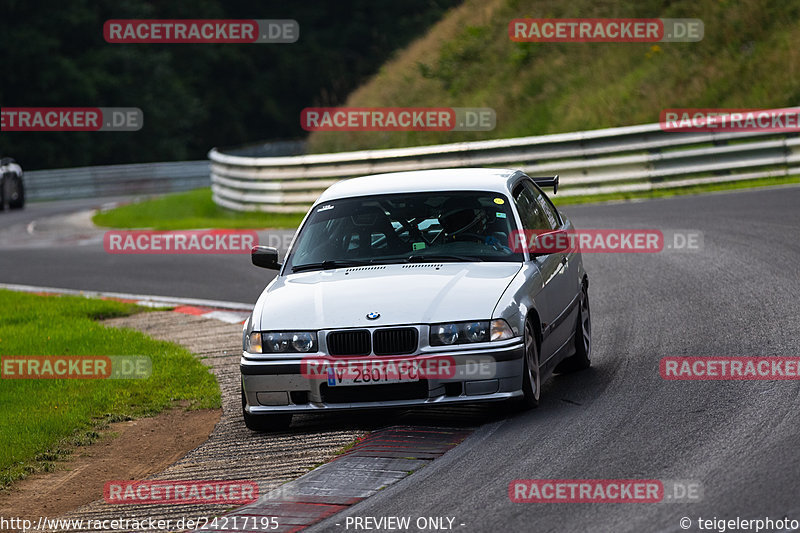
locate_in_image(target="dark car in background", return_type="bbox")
[0,157,25,210]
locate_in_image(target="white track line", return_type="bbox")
[0,282,253,311]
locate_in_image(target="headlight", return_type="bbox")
[430,321,490,345]
[430,320,514,345]
[258,331,318,353]
[465,321,488,343]
[432,323,460,345]
[292,332,315,352]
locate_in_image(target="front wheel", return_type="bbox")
[516,320,540,409]
[241,384,292,432]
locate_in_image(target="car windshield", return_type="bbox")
[285,191,523,272]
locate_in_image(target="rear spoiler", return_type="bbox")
[531,175,559,195]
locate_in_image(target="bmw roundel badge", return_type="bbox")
[366,312,380,320]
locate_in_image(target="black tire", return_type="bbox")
[241,384,292,431]
[0,174,6,211]
[8,175,25,210]
[555,284,592,374]
[513,319,541,410]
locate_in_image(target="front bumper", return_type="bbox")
[241,339,525,414]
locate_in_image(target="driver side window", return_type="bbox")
[513,184,550,231]
[530,185,561,230]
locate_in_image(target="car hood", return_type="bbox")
[253,262,522,330]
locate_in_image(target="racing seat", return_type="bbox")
[438,198,488,243]
[345,206,409,257]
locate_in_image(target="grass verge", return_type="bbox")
[307,0,800,153]
[0,289,221,490]
[92,188,305,230]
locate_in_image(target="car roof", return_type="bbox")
[316,168,525,202]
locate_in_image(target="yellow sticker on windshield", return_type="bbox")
[494,198,505,205]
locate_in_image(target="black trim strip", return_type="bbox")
[241,362,301,375]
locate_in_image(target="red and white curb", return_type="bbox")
[190,426,474,533]
[0,283,252,324]
[171,305,251,324]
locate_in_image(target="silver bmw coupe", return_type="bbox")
[241,168,591,430]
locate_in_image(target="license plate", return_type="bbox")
[326,361,421,387]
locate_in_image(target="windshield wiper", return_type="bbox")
[291,259,373,272]
[292,255,484,271]
[405,254,484,263]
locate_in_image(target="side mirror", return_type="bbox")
[251,246,281,270]
[529,229,573,256]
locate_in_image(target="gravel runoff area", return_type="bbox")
[53,311,369,532]
[52,311,500,533]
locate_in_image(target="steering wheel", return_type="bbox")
[461,233,510,253]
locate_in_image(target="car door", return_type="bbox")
[532,182,581,355]
[512,180,577,363]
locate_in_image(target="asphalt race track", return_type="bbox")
[0,197,283,304]
[2,185,799,532]
[310,185,800,532]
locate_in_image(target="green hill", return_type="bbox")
[308,0,800,153]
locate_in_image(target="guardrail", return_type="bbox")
[24,161,210,202]
[22,141,306,202]
[209,112,800,212]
